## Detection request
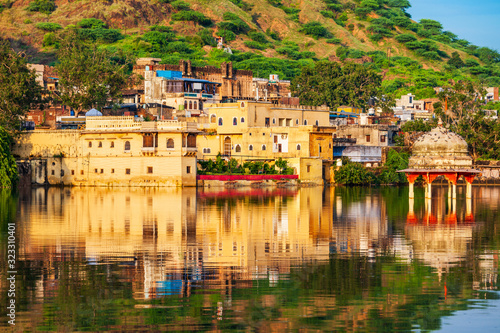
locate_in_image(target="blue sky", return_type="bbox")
[407,0,500,50]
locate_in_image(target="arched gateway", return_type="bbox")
[398,120,481,200]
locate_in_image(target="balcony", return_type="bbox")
[184,93,198,97]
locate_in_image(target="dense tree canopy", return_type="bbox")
[291,61,382,109]
[0,40,44,133]
[55,33,134,112]
[0,126,18,188]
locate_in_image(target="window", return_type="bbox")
[184,101,187,110]
[297,144,301,150]
[189,101,192,109]
[262,144,266,151]
[186,166,191,174]
[307,165,311,173]
[94,169,98,173]
[333,134,337,138]
[272,118,276,124]
[124,141,131,151]
[265,117,270,127]
[233,117,237,125]
[347,135,351,139]
[110,141,114,148]
[203,148,211,154]
[98,141,102,148]
[147,167,153,174]
[380,135,386,143]
[210,114,216,123]
[51,170,55,175]
[241,117,245,123]
[80,170,84,175]
[125,168,131,175]
[218,117,223,126]
[366,135,371,142]
[304,120,308,125]
[296,119,299,125]
[100,169,104,174]
[71,170,75,175]
[194,101,197,110]
[235,144,241,152]
[319,145,322,153]
[315,120,319,126]
[111,169,115,174]
[167,138,174,149]
[249,144,253,151]
[88,141,92,148]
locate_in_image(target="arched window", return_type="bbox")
[218,117,223,126]
[296,119,299,125]
[297,144,301,151]
[167,138,174,149]
[304,120,308,125]
[189,101,192,110]
[249,144,253,151]
[184,101,187,110]
[194,101,197,110]
[235,144,241,152]
[98,141,102,148]
[233,117,237,125]
[262,144,266,151]
[110,141,114,148]
[272,118,276,124]
[88,141,92,148]
[315,120,319,126]
[241,117,245,123]
[124,141,131,151]
[210,114,216,123]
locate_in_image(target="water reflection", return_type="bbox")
[1,186,499,331]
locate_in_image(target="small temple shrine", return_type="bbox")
[399,120,481,200]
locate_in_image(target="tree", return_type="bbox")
[0,126,18,188]
[0,40,44,133]
[291,61,382,109]
[55,33,133,113]
[448,52,465,68]
[434,81,499,159]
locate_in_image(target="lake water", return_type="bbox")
[1,186,499,331]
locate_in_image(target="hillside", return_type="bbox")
[1,0,499,99]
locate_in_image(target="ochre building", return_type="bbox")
[13,116,199,187]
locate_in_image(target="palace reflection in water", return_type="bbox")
[3,185,500,331]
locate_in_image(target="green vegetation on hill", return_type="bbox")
[0,0,499,99]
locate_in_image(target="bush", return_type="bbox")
[216,29,236,42]
[395,33,416,43]
[244,41,266,50]
[334,161,377,185]
[198,28,216,46]
[42,32,57,46]
[298,21,331,39]
[222,12,239,21]
[26,0,55,14]
[320,10,335,18]
[171,11,212,26]
[171,0,190,10]
[77,18,107,29]
[77,28,123,43]
[326,38,341,44]
[421,51,441,60]
[35,22,62,31]
[248,31,268,44]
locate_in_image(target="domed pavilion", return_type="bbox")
[399,120,480,200]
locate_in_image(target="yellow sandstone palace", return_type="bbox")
[13,116,198,186]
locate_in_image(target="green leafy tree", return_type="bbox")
[448,51,465,68]
[55,33,133,113]
[291,61,382,109]
[26,0,55,14]
[334,161,377,185]
[0,40,44,132]
[378,149,409,184]
[0,126,18,188]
